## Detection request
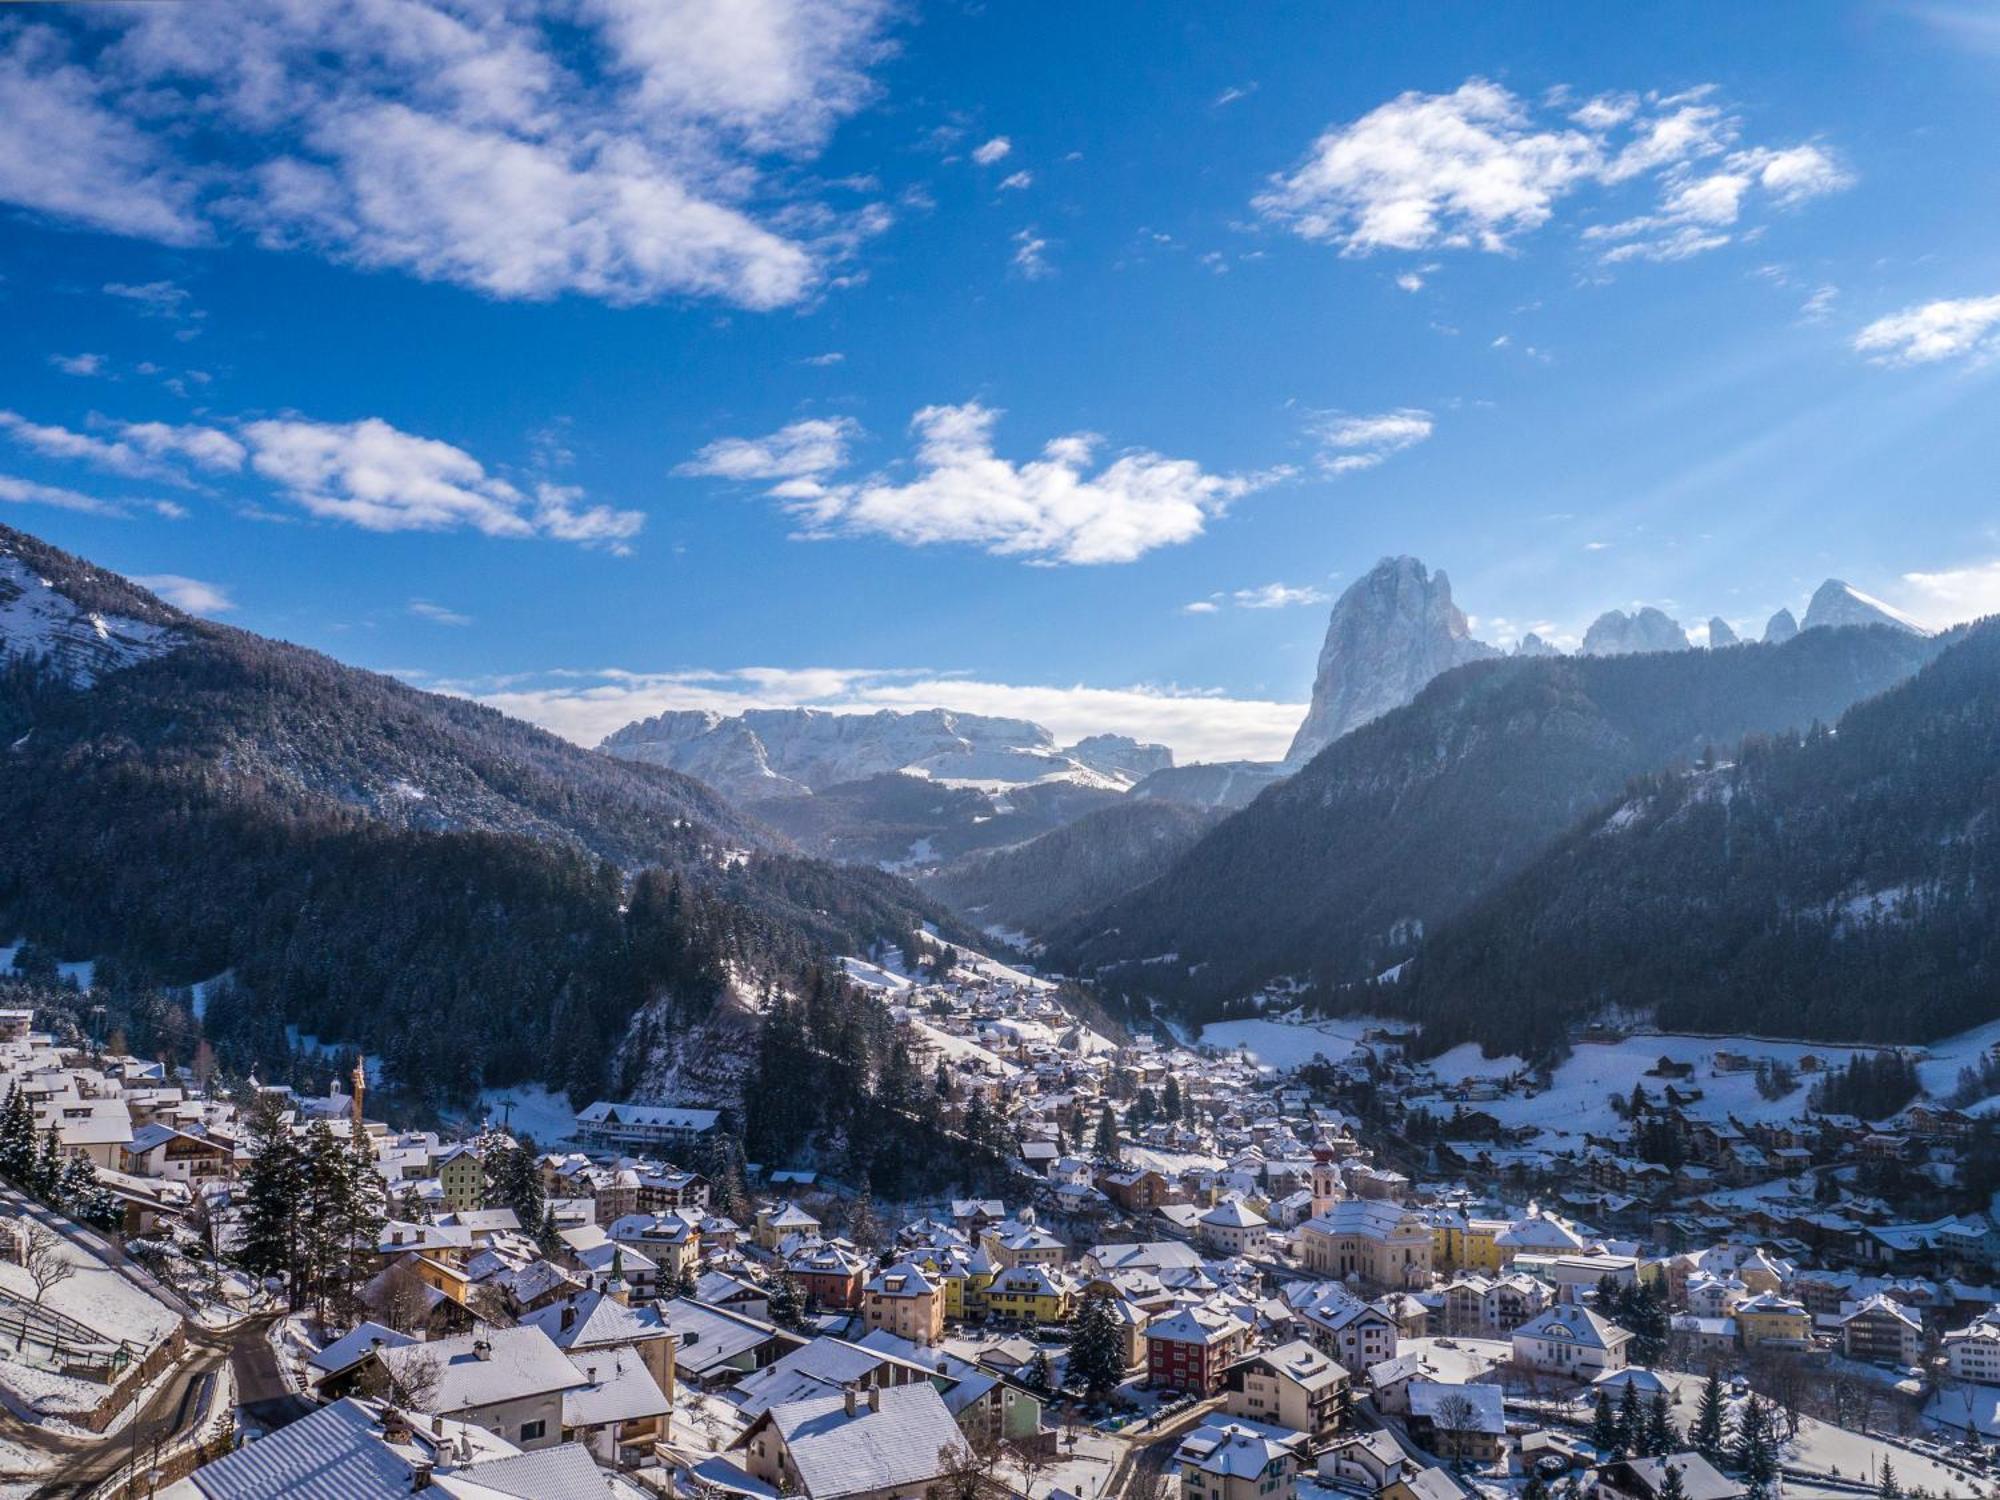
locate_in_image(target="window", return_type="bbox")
[519,1419,547,1442]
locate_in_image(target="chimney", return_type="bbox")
[409,1461,433,1491]
[844,1389,858,1417]
[431,1414,444,1438]
[868,1386,881,1413]
[560,1305,576,1332]
[472,1338,493,1362]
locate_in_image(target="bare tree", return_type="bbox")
[364,1261,434,1335]
[1008,1436,1054,1500]
[1433,1392,1481,1473]
[23,1223,75,1306]
[359,1347,445,1412]
[936,1438,994,1500]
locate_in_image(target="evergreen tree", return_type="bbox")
[538,1205,564,1259]
[1590,1389,1620,1453]
[55,1155,118,1230]
[1162,1075,1181,1120]
[1644,1388,1676,1457]
[1021,1349,1054,1398]
[1093,1105,1120,1163]
[237,1096,308,1302]
[0,1085,34,1182]
[1065,1290,1125,1404]
[1877,1459,1901,1499]
[1656,1461,1690,1500]
[767,1270,810,1332]
[1616,1380,1644,1456]
[1733,1395,1779,1499]
[32,1126,60,1198]
[1692,1370,1727,1463]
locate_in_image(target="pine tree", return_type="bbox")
[1692,1370,1727,1463]
[1162,1075,1182,1120]
[1644,1388,1676,1457]
[1877,1459,1900,1499]
[1590,1389,1620,1453]
[237,1095,309,1302]
[768,1270,810,1332]
[1656,1460,1690,1500]
[538,1205,564,1259]
[1093,1105,1120,1163]
[1617,1380,1644,1455]
[1066,1290,1125,1404]
[33,1126,60,1198]
[0,1085,34,1182]
[1734,1395,1779,1499]
[1021,1349,1054,1398]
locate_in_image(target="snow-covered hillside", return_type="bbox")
[0,552,180,687]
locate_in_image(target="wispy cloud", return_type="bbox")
[972,136,1012,165]
[1187,582,1330,612]
[1854,293,2000,366]
[1011,228,1052,279]
[49,353,106,377]
[1308,408,1435,474]
[683,401,1283,566]
[0,410,244,485]
[408,598,473,626]
[1900,559,2000,626]
[135,574,235,614]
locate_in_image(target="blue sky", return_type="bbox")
[3,0,1998,761]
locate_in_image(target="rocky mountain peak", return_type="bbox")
[1285,556,1499,765]
[1764,607,1799,645]
[1801,578,1931,636]
[1580,606,1690,657]
[1707,616,1739,648]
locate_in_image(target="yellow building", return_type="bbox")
[1736,1292,1812,1351]
[436,1142,486,1212]
[984,1265,1074,1325]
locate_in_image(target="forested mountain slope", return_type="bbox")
[1050,627,1943,1019]
[1392,618,2000,1057]
[921,798,1222,938]
[0,524,960,1109]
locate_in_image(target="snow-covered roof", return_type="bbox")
[309,1321,416,1375]
[561,1348,670,1428]
[380,1327,587,1414]
[760,1384,966,1500]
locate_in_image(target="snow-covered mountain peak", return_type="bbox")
[1801,578,1931,637]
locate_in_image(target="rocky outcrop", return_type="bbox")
[1067,734,1174,783]
[1764,608,1799,645]
[1580,607,1690,657]
[1801,579,1930,636]
[1514,633,1561,658]
[1284,556,1497,765]
[1708,617,1740,648]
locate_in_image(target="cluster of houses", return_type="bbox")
[13,954,2000,1499]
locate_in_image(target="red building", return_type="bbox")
[1146,1306,1251,1395]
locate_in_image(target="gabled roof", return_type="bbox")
[561,1348,670,1429]
[308,1321,416,1376]
[757,1383,967,1500]
[519,1291,670,1351]
[379,1327,587,1414]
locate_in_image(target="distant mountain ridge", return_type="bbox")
[600,705,1172,802]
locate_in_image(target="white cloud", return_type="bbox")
[49,353,106,377]
[103,279,200,320]
[1181,600,1221,614]
[1394,272,1424,292]
[799,351,845,366]
[678,417,858,480]
[0,473,129,517]
[998,170,1033,191]
[972,136,1012,165]
[0,411,244,484]
[134,574,235,614]
[1309,408,1434,474]
[243,416,644,547]
[1230,582,1329,609]
[1011,229,1052,279]
[697,401,1278,565]
[475,664,1307,764]
[408,598,473,626]
[1854,293,2000,366]
[1900,560,2000,627]
[1799,284,1839,322]
[0,2,896,308]
[1255,77,1849,266]
[1214,83,1257,108]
